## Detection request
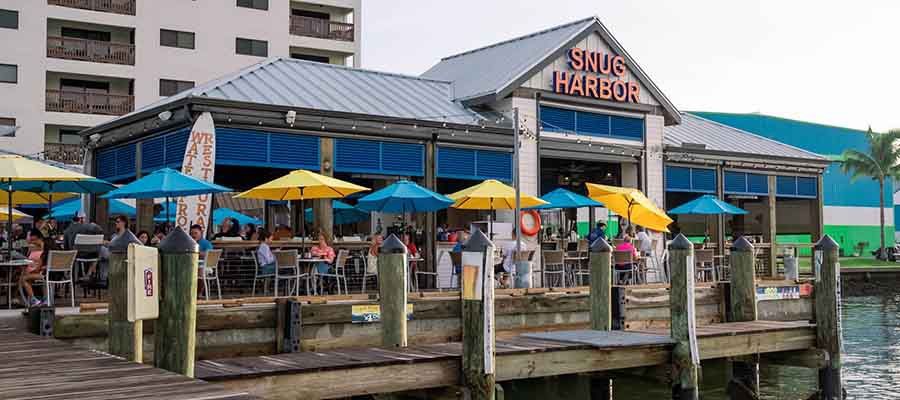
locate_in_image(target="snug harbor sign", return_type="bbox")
[552,48,641,103]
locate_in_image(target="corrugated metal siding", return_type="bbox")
[96,148,116,180]
[436,146,512,182]
[476,149,513,181]
[335,138,423,176]
[218,129,268,165]
[165,128,190,167]
[97,144,137,182]
[269,133,319,170]
[141,136,165,172]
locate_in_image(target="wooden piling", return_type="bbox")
[379,234,408,348]
[154,227,199,377]
[727,237,759,399]
[814,235,843,399]
[107,230,142,362]
[589,238,613,331]
[461,229,496,400]
[669,234,699,400]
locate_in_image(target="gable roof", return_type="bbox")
[664,113,827,163]
[422,16,681,124]
[86,57,489,135]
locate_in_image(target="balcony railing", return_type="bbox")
[48,0,136,16]
[44,142,84,165]
[289,15,354,42]
[47,36,135,66]
[46,90,134,116]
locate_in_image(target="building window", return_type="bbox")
[160,29,195,49]
[290,53,330,63]
[0,64,17,83]
[237,0,268,10]
[0,9,17,30]
[159,79,195,97]
[60,78,110,93]
[291,9,329,19]
[0,118,15,137]
[236,38,267,57]
[58,128,82,144]
[61,27,111,42]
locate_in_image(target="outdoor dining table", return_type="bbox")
[0,259,31,309]
[298,258,322,295]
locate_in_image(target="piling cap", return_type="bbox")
[668,233,693,250]
[590,237,612,253]
[730,236,754,252]
[380,234,407,254]
[108,230,141,253]
[463,229,494,252]
[158,226,198,253]
[814,234,840,251]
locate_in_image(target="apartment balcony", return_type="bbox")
[47,0,136,16]
[289,15,354,42]
[46,90,133,116]
[47,36,135,66]
[43,142,84,165]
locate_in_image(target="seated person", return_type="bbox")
[311,231,336,274]
[495,230,522,287]
[256,229,276,275]
[19,229,48,307]
[635,227,653,256]
[614,235,641,281]
[190,224,213,260]
[587,221,607,243]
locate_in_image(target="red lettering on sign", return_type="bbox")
[569,75,584,97]
[553,71,570,94]
[612,80,627,102]
[144,268,153,297]
[552,48,640,104]
[567,48,584,71]
[627,81,640,103]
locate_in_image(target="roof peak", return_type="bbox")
[439,16,597,61]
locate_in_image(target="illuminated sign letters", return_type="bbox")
[552,48,640,103]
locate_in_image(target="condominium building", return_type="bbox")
[0,0,361,163]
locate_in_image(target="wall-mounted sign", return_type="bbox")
[351,304,413,323]
[552,48,640,103]
[756,284,812,301]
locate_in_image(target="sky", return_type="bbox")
[361,0,900,132]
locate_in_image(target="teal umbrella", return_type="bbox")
[102,168,231,225]
[49,198,136,219]
[669,195,747,242]
[305,200,368,225]
[527,188,603,209]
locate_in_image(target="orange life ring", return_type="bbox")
[520,210,542,236]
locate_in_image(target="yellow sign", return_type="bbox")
[461,264,481,300]
[351,303,413,323]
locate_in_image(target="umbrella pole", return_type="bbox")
[167,196,171,232]
[300,188,305,257]
[7,180,12,257]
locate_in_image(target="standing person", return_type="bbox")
[255,228,276,275]
[190,224,213,253]
[587,221,607,243]
[366,234,383,275]
[63,215,103,278]
[109,215,129,242]
[496,230,522,287]
[635,226,652,256]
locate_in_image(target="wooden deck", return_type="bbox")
[0,325,256,400]
[196,320,815,400]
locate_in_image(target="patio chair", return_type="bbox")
[39,250,77,307]
[73,234,103,280]
[612,250,637,285]
[695,249,716,282]
[316,249,348,295]
[542,250,566,288]
[250,250,274,297]
[273,250,308,296]
[362,252,377,293]
[200,249,223,300]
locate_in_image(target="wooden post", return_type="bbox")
[589,236,614,400]
[314,137,334,239]
[107,230,143,362]
[379,234,408,348]
[814,235,843,399]
[765,175,778,277]
[669,234,699,400]
[136,198,154,234]
[461,229,496,400]
[154,227,199,377]
[425,140,437,290]
[727,237,759,399]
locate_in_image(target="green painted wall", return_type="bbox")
[824,224,895,255]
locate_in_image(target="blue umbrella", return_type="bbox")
[152,201,178,223]
[48,198,136,219]
[213,208,262,226]
[668,195,748,215]
[356,180,453,214]
[527,188,604,209]
[13,177,117,217]
[305,200,369,225]
[102,168,231,224]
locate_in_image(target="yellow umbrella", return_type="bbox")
[0,207,30,222]
[585,183,672,233]
[235,169,369,245]
[447,179,548,237]
[0,190,76,205]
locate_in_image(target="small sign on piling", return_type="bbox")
[127,244,159,323]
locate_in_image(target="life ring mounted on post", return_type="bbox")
[520,210,542,237]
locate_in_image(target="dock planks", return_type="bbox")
[0,325,255,400]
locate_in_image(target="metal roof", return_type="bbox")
[421,16,681,124]
[100,57,486,130]
[665,113,827,162]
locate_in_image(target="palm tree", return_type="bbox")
[840,128,900,259]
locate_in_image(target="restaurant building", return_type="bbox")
[80,16,829,279]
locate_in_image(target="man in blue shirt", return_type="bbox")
[190,224,213,253]
[587,221,606,243]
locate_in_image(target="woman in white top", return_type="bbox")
[256,228,276,275]
[366,234,383,275]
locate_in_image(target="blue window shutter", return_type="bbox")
[164,128,189,167]
[141,136,165,172]
[269,133,319,170]
[724,171,746,193]
[665,166,691,191]
[575,112,609,137]
[96,149,116,179]
[797,177,817,197]
[691,168,716,193]
[115,144,136,179]
[776,175,797,196]
[475,150,513,182]
[437,146,476,179]
[540,106,576,132]
[610,115,644,140]
[747,173,769,194]
[217,128,267,165]
[335,138,380,174]
[381,142,424,176]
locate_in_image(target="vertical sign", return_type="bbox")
[482,246,495,374]
[127,243,159,322]
[177,112,216,235]
[685,254,699,365]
